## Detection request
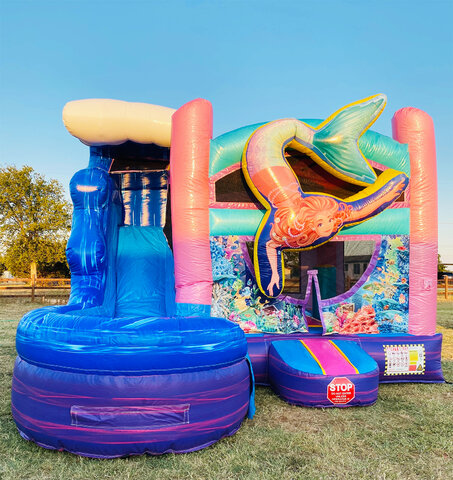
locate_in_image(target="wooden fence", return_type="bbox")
[2,275,452,302]
[0,277,71,302]
[438,275,453,300]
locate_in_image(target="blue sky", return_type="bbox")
[1,0,452,262]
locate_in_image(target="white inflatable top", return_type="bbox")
[62,99,175,147]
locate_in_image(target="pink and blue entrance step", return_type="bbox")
[268,339,379,408]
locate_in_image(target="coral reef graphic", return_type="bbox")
[321,235,409,334]
[210,236,308,334]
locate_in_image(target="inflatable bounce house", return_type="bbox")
[12,94,444,458]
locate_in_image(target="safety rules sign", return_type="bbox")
[327,377,355,405]
[384,344,425,375]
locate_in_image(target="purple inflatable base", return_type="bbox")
[268,367,379,409]
[268,340,379,408]
[247,333,444,386]
[269,387,378,409]
[12,357,251,458]
[17,424,243,459]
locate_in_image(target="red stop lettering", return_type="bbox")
[327,377,355,405]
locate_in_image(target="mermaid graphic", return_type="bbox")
[242,94,409,297]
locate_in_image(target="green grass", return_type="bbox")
[1,301,452,480]
[437,300,453,329]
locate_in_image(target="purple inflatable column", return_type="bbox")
[392,108,437,335]
[170,99,213,316]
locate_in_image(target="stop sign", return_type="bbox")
[327,377,355,405]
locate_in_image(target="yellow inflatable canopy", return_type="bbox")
[62,99,175,147]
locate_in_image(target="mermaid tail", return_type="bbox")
[243,93,387,197]
[312,93,386,186]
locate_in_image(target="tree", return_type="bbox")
[438,254,447,273]
[0,165,72,277]
[0,259,6,276]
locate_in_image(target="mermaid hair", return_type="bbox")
[268,185,352,248]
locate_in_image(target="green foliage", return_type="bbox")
[438,254,447,273]
[2,238,69,277]
[0,165,71,277]
[0,259,6,276]
[39,260,70,278]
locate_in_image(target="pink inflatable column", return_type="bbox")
[170,99,213,316]
[392,108,437,335]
